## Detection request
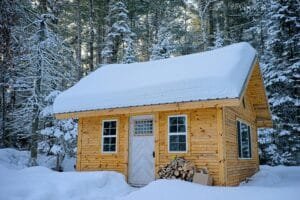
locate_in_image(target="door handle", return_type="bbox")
[152,151,155,158]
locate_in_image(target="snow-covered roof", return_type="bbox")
[53,42,257,114]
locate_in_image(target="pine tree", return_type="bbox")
[150,27,174,60]
[88,0,95,71]
[11,12,76,166]
[122,38,136,63]
[260,0,300,165]
[75,0,83,79]
[0,0,16,147]
[213,22,224,49]
[39,91,77,171]
[101,0,136,64]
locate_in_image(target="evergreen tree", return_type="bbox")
[39,91,77,171]
[213,22,224,49]
[101,0,136,64]
[259,0,300,165]
[11,11,76,166]
[122,38,137,63]
[0,0,17,147]
[150,27,174,60]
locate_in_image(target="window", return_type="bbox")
[102,120,117,153]
[134,119,153,135]
[237,120,252,158]
[168,115,187,152]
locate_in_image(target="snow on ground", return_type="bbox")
[0,148,299,200]
[0,148,75,171]
[0,165,134,200]
[122,165,300,200]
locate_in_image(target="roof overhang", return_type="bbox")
[55,98,240,119]
[238,58,273,128]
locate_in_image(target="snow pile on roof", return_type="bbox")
[54,42,256,114]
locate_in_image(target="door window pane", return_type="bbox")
[134,119,153,135]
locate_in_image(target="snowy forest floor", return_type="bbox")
[0,148,299,200]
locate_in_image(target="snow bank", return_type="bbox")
[54,42,256,114]
[121,165,300,200]
[1,148,299,200]
[0,148,75,171]
[244,165,300,187]
[0,165,134,200]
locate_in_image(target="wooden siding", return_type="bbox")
[246,63,272,127]
[156,108,222,185]
[77,115,129,176]
[76,108,224,185]
[223,89,260,186]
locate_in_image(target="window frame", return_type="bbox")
[168,114,188,153]
[237,119,252,159]
[101,119,118,154]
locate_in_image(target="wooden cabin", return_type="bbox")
[54,42,272,186]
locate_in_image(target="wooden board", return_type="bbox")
[223,89,260,186]
[76,108,224,185]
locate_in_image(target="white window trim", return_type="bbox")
[101,119,118,154]
[237,119,252,160]
[168,114,188,153]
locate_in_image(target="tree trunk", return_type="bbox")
[0,0,14,147]
[89,0,95,72]
[29,18,46,166]
[198,0,212,51]
[96,25,103,65]
[76,0,82,80]
[223,0,230,45]
[29,104,39,166]
[207,2,214,48]
[39,0,47,13]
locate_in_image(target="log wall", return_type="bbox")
[156,108,222,185]
[76,108,224,185]
[76,115,129,176]
[76,101,259,186]
[223,90,260,186]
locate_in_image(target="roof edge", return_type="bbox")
[237,56,273,128]
[55,98,240,119]
[238,55,258,99]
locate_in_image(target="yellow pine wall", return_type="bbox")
[224,91,260,186]
[76,103,258,186]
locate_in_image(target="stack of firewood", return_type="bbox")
[158,157,195,181]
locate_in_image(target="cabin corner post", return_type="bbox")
[254,125,260,172]
[154,112,160,179]
[76,118,83,171]
[124,115,129,180]
[217,107,227,186]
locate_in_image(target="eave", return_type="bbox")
[238,58,273,128]
[55,98,240,119]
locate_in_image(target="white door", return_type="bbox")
[128,115,155,186]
